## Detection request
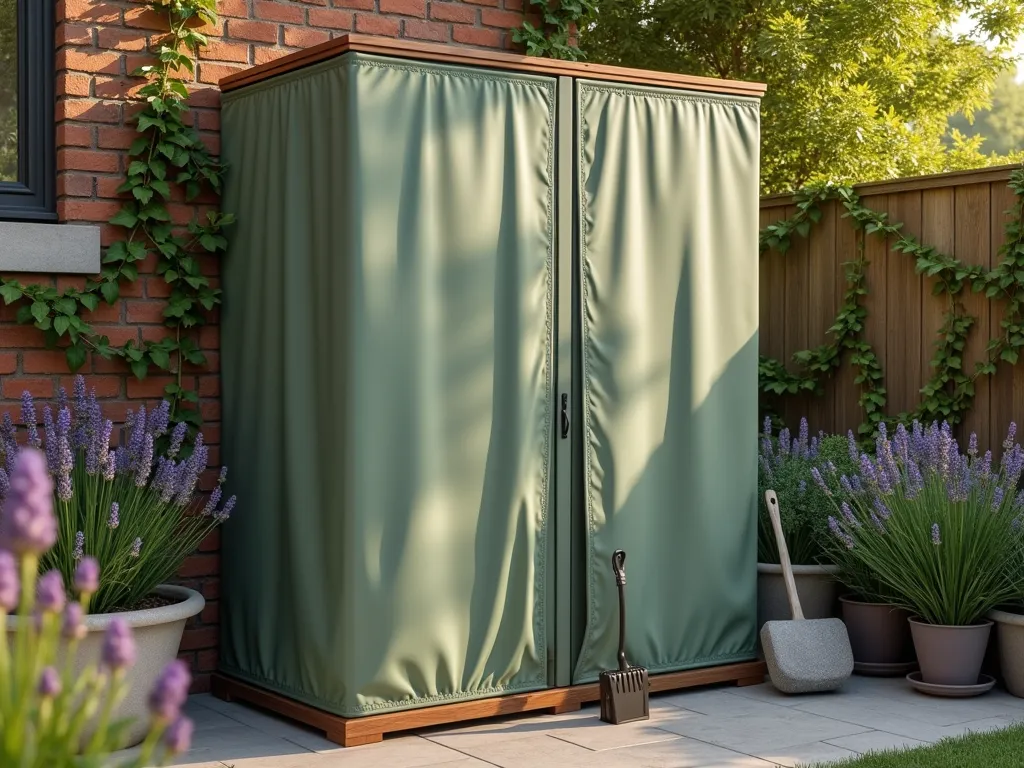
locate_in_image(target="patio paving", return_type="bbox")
[119,675,1024,767]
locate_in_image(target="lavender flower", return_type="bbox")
[0,468,8,500]
[778,428,791,456]
[148,400,170,439]
[214,496,236,523]
[968,432,978,457]
[55,407,73,502]
[20,391,40,449]
[1005,446,1024,489]
[828,516,855,549]
[130,537,142,558]
[894,423,909,463]
[870,511,886,532]
[993,486,1006,511]
[96,419,113,476]
[127,405,147,465]
[763,416,772,438]
[980,450,993,481]
[101,618,136,670]
[218,466,228,485]
[810,467,829,494]
[104,451,118,481]
[876,467,893,495]
[1005,422,1019,452]
[848,430,859,462]
[798,418,809,455]
[0,413,16,473]
[931,523,941,546]
[175,434,207,504]
[759,455,773,479]
[840,501,859,527]
[164,717,194,755]
[148,659,192,720]
[74,556,99,595]
[167,422,188,459]
[36,571,65,614]
[37,667,61,698]
[107,501,119,529]
[859,454,878,487]
[55,385,67,415]
[72,530,84,561]
[840,475,854,495]
[0,448,56,555]
[135,433,155,488]
[0,550,17,612]
[873,497,891,520]
[62,602,86,641]
[202,486,222,516]
[809,435,820,457]
[906,461,924,498]
[42,406,57,471]
[851,475,864,494]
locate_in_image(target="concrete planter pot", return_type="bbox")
[839,596,915,673]
[6,584,204,749]
[757,563,839,630]
[908,617,992,688]
[988,608,1024,697]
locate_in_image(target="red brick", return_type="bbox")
[355,13,401,35]
[179,554,220,578]
[187,87,222,109]
[95,175,129,199]
[94,77,145,100]
[58,148,120,173]
[95,126,136,150]
[124,7,167,30]
[57,73,92,97]
[253,46,298,65]
[309,7,356,26]
[23,351,74,374]
[201,580,220,600]
[255,1,305,23]
[379,0,426,16]
[0,353,15,375]
[59,375,122,398]
[190,674,211,694]
[503,0,524,10]
[430,2,476,22]
[199,40,251,63]
[404,19,448,40]
[126,375,177,399]
[296,0,328,4]
[480,8,522,27]
[56,23,94,46]
[196,648,218,672]
[62,0,121,23]
[201,400,221,421]
[97,27,148,51]
[57,124,93,147]
[198,376,220,397]
[58,199,123,222]
[145,278,173,298]
[125,301,166,324]
[58,49,122,75]
[0,327,49,349]
[2,378,54,399]
[56,277,87,293]
[179,627,218,651]
[82,300,124,323]
[92,325,138,347]
[227,19,280,43]
[452,25,503,45]
[57,173,94,197]
[195,110,221,131]
[198,62,248,85]
[57,100,122,124]
[199,528,221,553]
[462,0,499,7]
[199,326,220,349]
[199,601,220,625]
[218,0,251,17]
[281,25,328,46]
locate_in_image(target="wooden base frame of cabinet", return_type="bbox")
[211,660,767,748]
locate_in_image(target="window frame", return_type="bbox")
[0,0,55,222]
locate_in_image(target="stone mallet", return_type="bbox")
[760,490,853,694]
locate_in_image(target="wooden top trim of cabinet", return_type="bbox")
[219,34,767,98]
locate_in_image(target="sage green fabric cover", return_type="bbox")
[572,81,761,683]
[218,54,557,716]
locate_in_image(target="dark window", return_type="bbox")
[0,0,55,221]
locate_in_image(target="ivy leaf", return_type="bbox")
[0,283,22,304]
[53,316,70,337]
[150,179,172,199]
[78,293,99,312]
[30,301,49,324]
[1002,349,1019,364]
[65,344,87,372]
[149,159,167,181]
[129,137,150,156]
[109,208,139,228]
[131,360,149,380]
[128,160,149,176]
[132,186,154,205]
[149,348,171,370]
[100,281,120,305]
[137,114,167,133]
[55,298,77,315]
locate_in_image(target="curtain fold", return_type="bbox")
[219,54,557,716]
[572,80,761,683]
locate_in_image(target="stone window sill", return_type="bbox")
[0,222,101,274]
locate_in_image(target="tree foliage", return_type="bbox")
[950,69,1024,155]
[581,0,1024,193]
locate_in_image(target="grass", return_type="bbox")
[812,724,1024,767]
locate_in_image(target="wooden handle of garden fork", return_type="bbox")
[765,490,804,621]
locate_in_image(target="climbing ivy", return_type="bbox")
[513,0,594,61]
[761,166,1024,439]
[0,0,229,434]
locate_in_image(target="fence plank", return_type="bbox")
[783,204,811,429]
[990,182,1019,450]
[833,201,863,435]
[862,194,889,433]
[886,191,923,419]
[956,183,992,449]
[806,199,838,434]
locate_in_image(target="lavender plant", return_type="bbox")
[818,422,1024,625]
[0,377,236,614]
[758,418,857,564]
[1,448,193,766]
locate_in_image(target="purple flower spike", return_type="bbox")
[72,530,84,561]
[38,667,61,698]
[840,475,854,495]
[62,602,86,641]
[214,495,236,523]
[931,523,941,546]
[102,618,136,670]
[828,516,855,549]
[798,418,809,452]
[0,550,18,612]
[810,467,831,496]
[968,432,978,458]
[993,486,1006,511]
[148,400,170,439]
[848,430,859,462]
[840,501,859,527]
[778,428,791,456]
[130,538,142,558]
[870,512,886,532]
[108,502,119,529]
[0,468,8,500]
[894,423,909,463]
[167,422,188,460]
[36,570,65,614]
[218,466,227,485]
[74,556,99,595]
[202,486,221,516]
[148,659,192,721]
[0,448,57,555]
[907,461,924,499]
[20,391,40,449]
[763,416,772,438]
[135,433,155,488]
[164,716,194,755]
[873,497,891,521]
[102,453,116,482]
[1006,423,1019,452]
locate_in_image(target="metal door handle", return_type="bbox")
[560,394,569,439]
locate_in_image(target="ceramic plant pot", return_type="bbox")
[988,608,1024,697]
[840,596,915,674]
[757,563,839,630]
[908,617,992,688]
[6,584,204,749]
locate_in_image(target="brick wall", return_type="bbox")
[0,0,517,692]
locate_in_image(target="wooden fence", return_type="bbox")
[760,164,1024,452]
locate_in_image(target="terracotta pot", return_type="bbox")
[908,617,992,687]
[5,585,204,749]
[988,608,1024,697]
[757,563,838,630]
[840,596,914,665]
